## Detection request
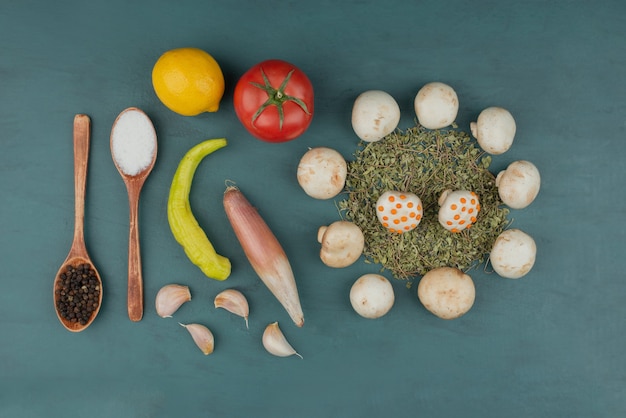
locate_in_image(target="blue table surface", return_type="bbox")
[1,1,625,417]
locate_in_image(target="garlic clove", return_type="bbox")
[155,284,191,318]
[262,322,302,359]
[179,323,215,355]
[214,289,249,328]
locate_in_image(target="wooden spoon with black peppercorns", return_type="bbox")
[53,114,103,332]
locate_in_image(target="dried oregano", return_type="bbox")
[338,125,510,281]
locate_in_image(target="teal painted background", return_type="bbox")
[1,0,625,417]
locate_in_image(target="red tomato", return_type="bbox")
[233,59,314,143]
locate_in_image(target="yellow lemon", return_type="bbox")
[152,47,225,116]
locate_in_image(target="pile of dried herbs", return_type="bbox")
[338,125,510,281]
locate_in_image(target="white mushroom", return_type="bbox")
[317,221,365,268]
[414,82,459,130]
[496,160,541,209]
[470,107,516,155]
[490,229,536,279]
[351,90,401,142]
[417,267,475,319]
[350,274,395,319]
[297,147,347,200]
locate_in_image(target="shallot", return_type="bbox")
[223,186,304,327]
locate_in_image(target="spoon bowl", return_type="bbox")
[54,256,103,332]
[110,107,158,322]
[53,114,103,332]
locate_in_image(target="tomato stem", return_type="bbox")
[250,68,310,130]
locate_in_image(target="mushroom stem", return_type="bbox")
[317,226,328,243]
[469,121,478,138]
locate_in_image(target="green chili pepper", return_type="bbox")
[167,138,231,280]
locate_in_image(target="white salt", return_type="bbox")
[111,109,157,176]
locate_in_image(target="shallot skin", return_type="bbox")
[223,186,304,327]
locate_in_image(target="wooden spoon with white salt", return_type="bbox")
[110,107,157,322]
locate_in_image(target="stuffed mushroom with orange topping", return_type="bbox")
[437,190,480,233]
[375,191,423,234]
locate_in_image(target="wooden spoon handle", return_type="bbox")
[127,182,143,321]
[72,114,91,255]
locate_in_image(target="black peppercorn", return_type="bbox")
[56,263,100,323]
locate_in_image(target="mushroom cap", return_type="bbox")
[437,190,480,232]
[417,267,475,319]
[350,274,395,319]
[375,191,423,234]
[351,90,401,142]
[495,160,541,209]
[490,229,536,279]
[470,107,516,155]
[297,147,347,200]
[318,221,365,268]
[414,82,459,130]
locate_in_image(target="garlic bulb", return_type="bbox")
[179,323,214,355]
[214,289,249,328]
[155,284,191,318]
[262,322,302,359]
